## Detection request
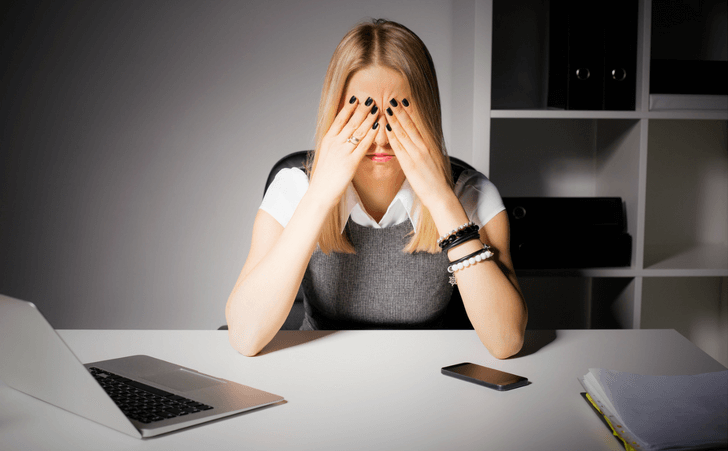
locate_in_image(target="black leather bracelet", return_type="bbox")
[441,229,481,253]
[448,245,491,267]
[438,223,479,249]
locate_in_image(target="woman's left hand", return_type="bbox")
[383,99,452,209]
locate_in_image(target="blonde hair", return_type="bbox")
[309,19,452,254]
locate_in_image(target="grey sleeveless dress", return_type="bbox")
[299,219,453,330]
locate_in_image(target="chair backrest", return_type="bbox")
[261,151,475,329]
[264,150,475,197]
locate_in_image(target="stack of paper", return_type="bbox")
[579,369,728,451]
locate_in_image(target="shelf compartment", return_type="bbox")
[490,118,642,267]
[590,278,637,329]
[520,277,591,329]
[520,276,637,330]
[641,277,728,366]
[644,120,728,271]
[491,0,640,111]
[650,0,727,98]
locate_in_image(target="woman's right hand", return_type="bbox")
[308,96,380,204]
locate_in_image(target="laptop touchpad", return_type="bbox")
[143,368,225,392]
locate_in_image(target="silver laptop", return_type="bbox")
[0,294,284,438]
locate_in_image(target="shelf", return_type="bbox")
[646,110,728,120]
[643,244,728,277]
[491,109,727,120]
[516,268,638,278]
[517,245,728,278]
[491,110,643,119]
[485,0,728,343]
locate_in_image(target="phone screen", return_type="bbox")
[442,362,528,391]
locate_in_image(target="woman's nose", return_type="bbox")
[374,119,388,147]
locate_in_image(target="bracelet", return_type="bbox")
[447,245,493,286]
[438,222,478,249]
[441,229,481,253]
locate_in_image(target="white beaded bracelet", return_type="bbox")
[447,246,493,286]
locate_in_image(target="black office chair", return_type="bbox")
[221,151,475,330]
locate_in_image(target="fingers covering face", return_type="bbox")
[329,96,360,137]
[384,98,423,152]
[332,97,380,145]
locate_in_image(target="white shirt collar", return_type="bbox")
[340,179,418,232]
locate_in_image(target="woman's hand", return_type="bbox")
[382,99,452,210]
[308,96,381,205]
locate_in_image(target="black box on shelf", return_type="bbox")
[650,59,728,95]
[502,197,632,269]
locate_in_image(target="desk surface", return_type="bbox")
[1,329,725,451]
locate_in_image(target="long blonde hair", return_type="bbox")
[310,19,451,254]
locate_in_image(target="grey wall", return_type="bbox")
[1,0,475,329]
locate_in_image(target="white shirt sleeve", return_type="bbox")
[453,169,506,227]
[259,168,310,227]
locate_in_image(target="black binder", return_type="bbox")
[603,1,638,110]
[548,0,637,111]
[548,1,604,110]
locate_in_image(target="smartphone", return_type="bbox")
[441,362,529,391]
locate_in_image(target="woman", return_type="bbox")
[225,19,527,358]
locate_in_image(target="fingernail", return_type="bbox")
[389,98,398,107]
[349,95,356,104]
[372,122,379,130]
[370,105,378,115]
[401,98,409,107]
[386,124,392,132]
[386,107,393,116]
[365,97,373,107]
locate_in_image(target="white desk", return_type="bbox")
[0,329,725,450]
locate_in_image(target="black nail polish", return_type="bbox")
[365,97,373,107]
[389,98,398,107]
[401,98,409,107]
[386,107,393,116]
[373,122,379,130]
[349,95,356,104]
[386,124,392,132]
[370,105,378,115]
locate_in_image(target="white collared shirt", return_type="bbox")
[260,168,505,230]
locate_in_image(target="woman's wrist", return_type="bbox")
[305,178,347,213]
[424,190,470,235]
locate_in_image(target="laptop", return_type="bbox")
[0,294,284,438]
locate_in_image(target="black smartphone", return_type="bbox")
[441,362,529,391]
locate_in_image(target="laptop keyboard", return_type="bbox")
[88,367,213,424]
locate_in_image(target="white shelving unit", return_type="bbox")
[469,0,727,361]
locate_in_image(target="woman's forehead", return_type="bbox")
[346,66,409,96]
